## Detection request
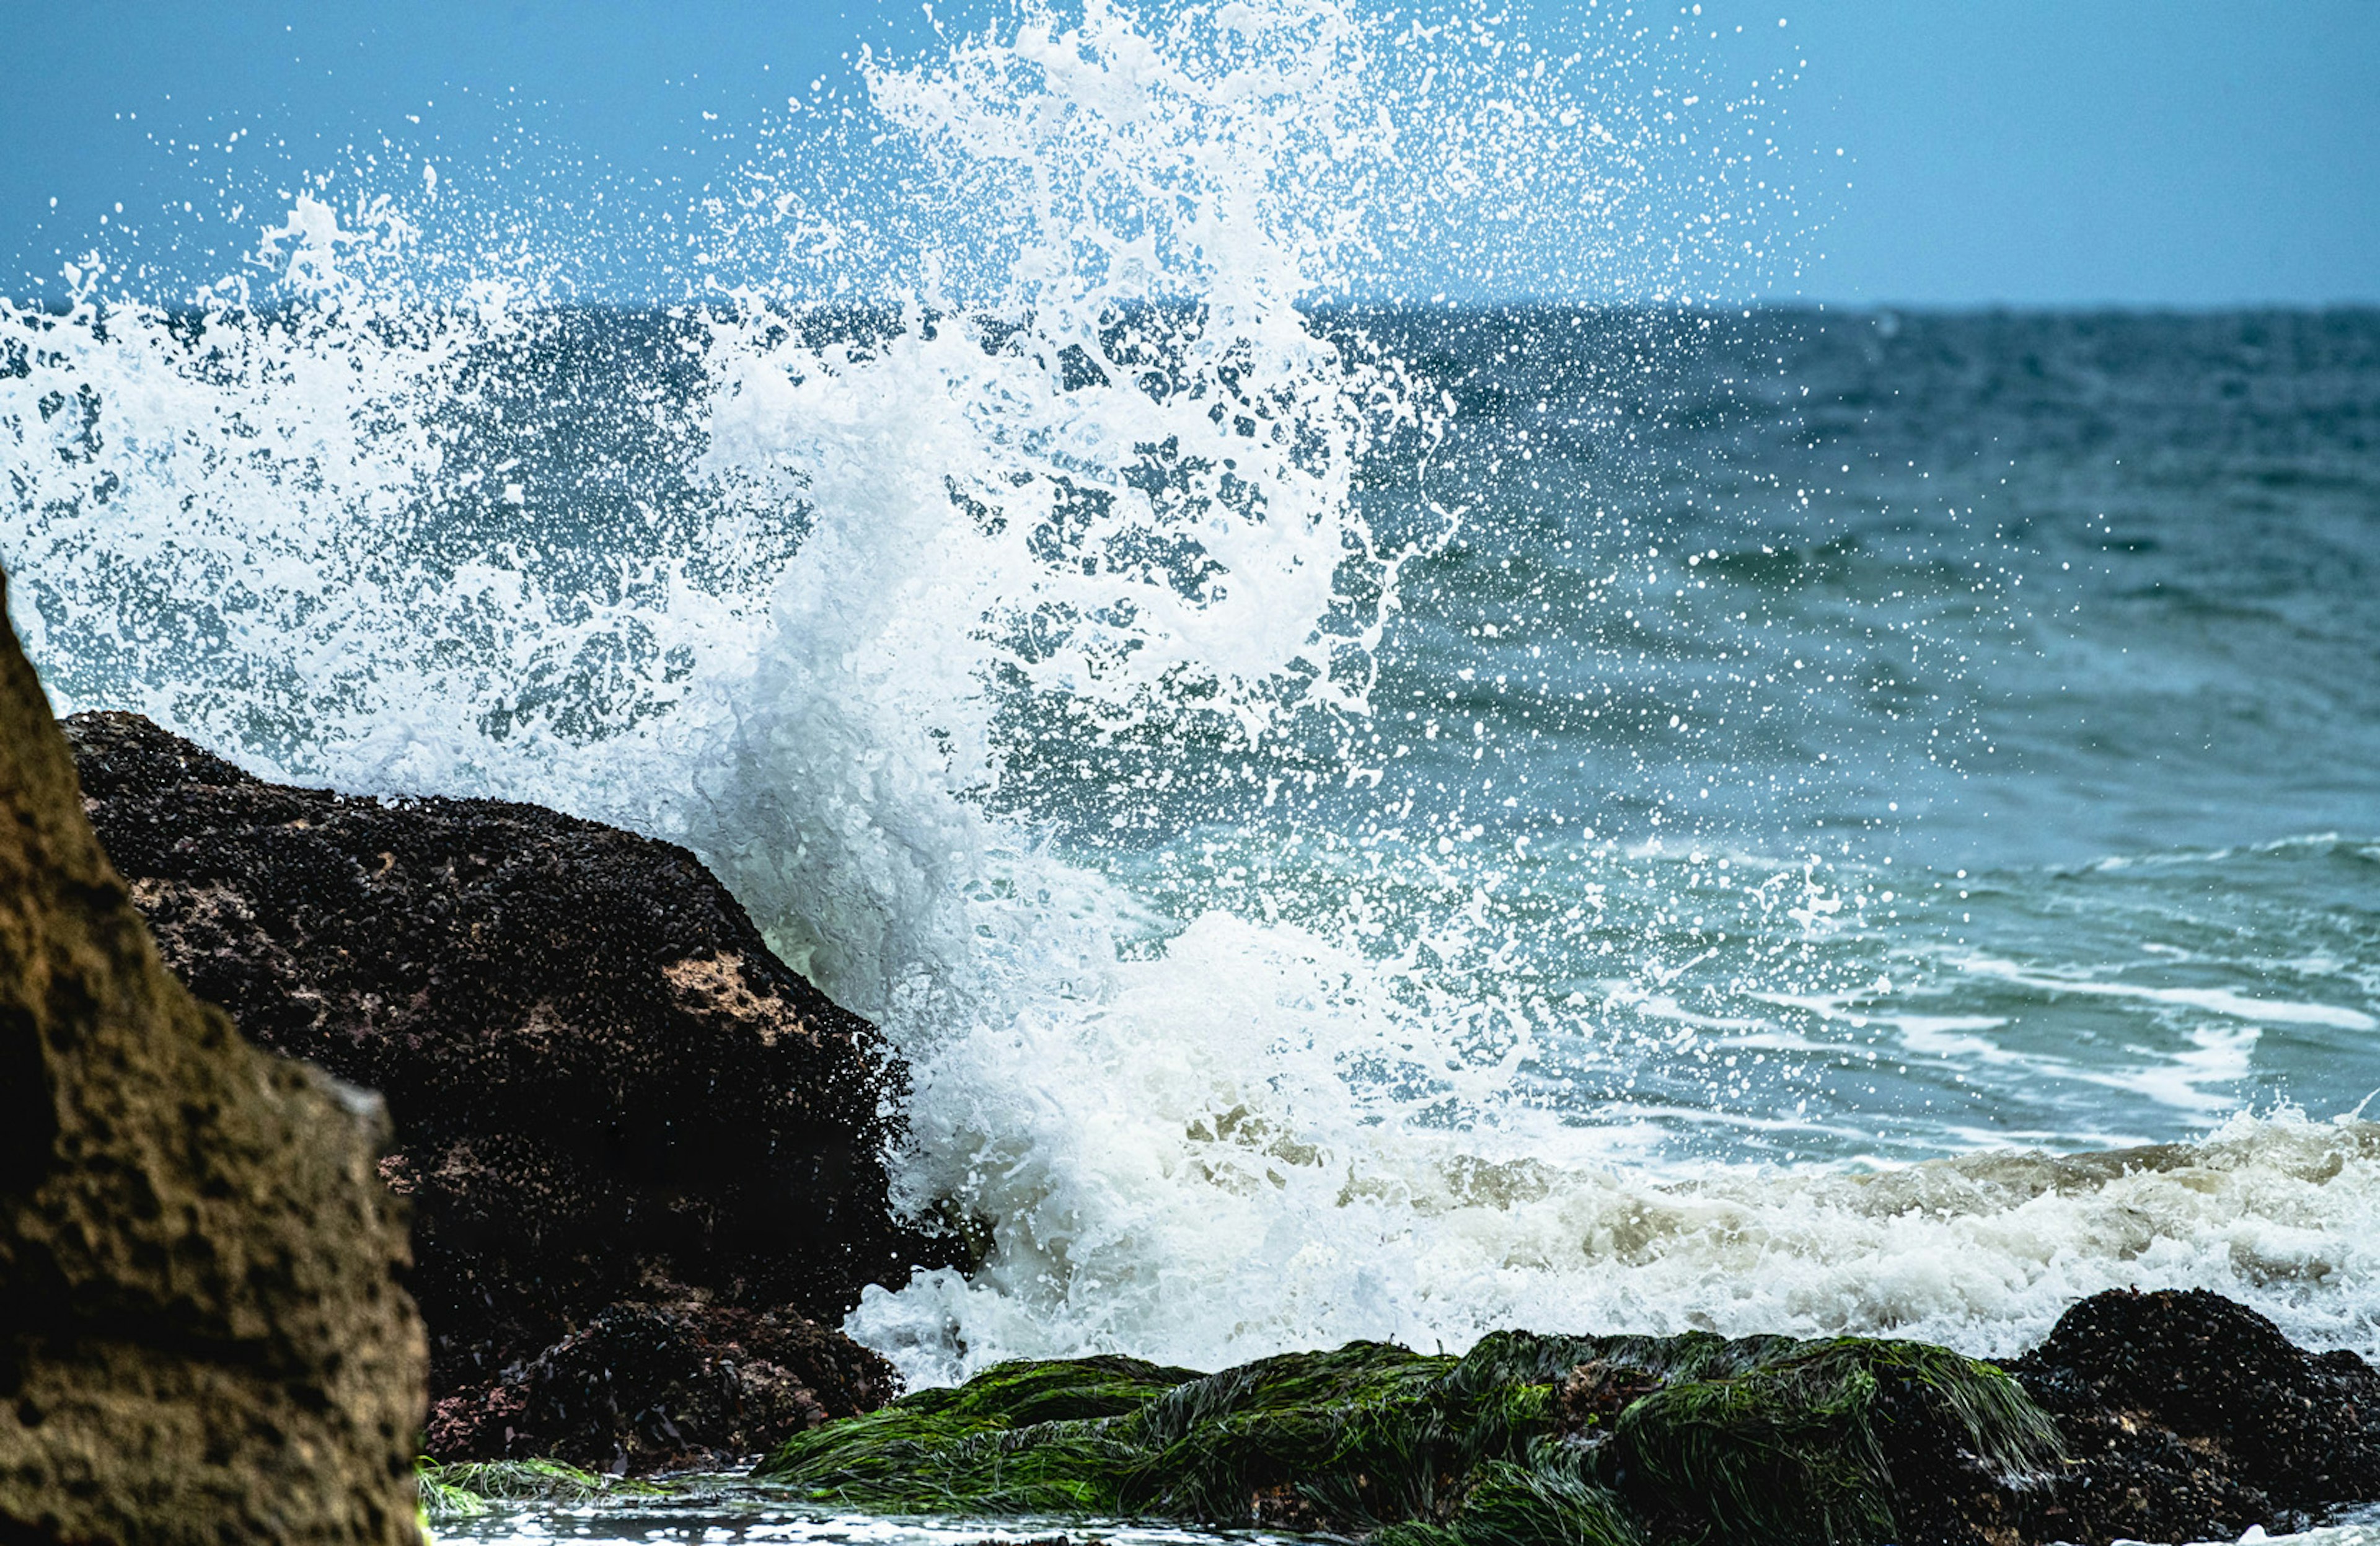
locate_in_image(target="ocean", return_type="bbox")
[3,1,2378,1537]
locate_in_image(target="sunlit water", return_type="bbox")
[4,8,2379,1540]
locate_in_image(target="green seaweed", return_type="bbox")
[1608,1338,2064,1546]
[415,1459,490,1522]
[415,1457,677,1521]
[759,1342,1479,1524]
[1126,1341,1465,1524]
[758,1330,2063,1546]
[1373,1522,1472,1546]
[757,1354,1202,1514]
[1451,1447,1642,1546]
[1447,1328,1730,1393]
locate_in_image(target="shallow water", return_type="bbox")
[433,1499,1295,1545]
[426,1494,2380,1546]
[4,0,2376,1421]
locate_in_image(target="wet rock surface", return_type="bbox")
[428,1291,901,1474]
[1,577,427,1545]
[2008,1286,2380,1544]
[757,1289,2380,1546]
[66,709,943,1472]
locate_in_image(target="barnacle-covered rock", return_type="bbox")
[2009,1288,2380,1544]
[66,707,951,1470]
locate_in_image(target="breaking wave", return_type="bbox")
[6,0,2377,1386]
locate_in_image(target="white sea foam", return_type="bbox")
[858,1071,2380,1382]
[1959,956,2380,1033]
[431,1500,2380,1545]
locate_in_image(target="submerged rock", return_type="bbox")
[0,576,427,1544]
[759,1291,2380,1546]
[66,709,939,1470]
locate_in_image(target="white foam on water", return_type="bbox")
[7,0,2380,1395]
[858,1093,2380,1382]
[429,1503,2380,1546]
[1959,956,2380,1034]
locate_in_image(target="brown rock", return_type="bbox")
[63,708,947,1470]
[0,569,427,1545]
[1554,1358,1662,1435]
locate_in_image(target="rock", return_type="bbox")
[430,1290,902,1475]
[0,571,427,1545]
[756,1331,2063,1545]
[2008,1287,2380,1544]
[64,709,940,1471]
[757,1296,2380,1546]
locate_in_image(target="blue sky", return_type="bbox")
[4,0,2374,307]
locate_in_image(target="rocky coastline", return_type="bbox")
[9,634,2380,1542]
[757,1286,2380,1546]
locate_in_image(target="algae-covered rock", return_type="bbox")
[65,708,948,1468]
[760,1330,2058,1546]
[759,1354,1206,1514]
[416,1456,674,1521]
[1597,1333,2060,1546]
[764,1294,2380,1546]
[0,570,428,1544]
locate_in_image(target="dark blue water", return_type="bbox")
[1064,306,2380,1161]
[10,1,2379,1529]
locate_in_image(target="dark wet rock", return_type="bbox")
[0,572,426,1545]
[2008,1286,2380,1544]
[428,1289,902,1475]
[64,709,946,1471]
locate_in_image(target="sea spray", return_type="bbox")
[6,0,2380,1389]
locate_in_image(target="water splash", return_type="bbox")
[9,0,2376,1387]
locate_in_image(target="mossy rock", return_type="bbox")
[759,1331,2061,1546]
[756,1354,1205,1514]
[1605,1336,2063,1546]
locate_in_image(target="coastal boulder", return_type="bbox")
[64,709,939,1469]
[756,1331,2067,1545]
[2009,1287,2380,1543]
[0,573,426,1545]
